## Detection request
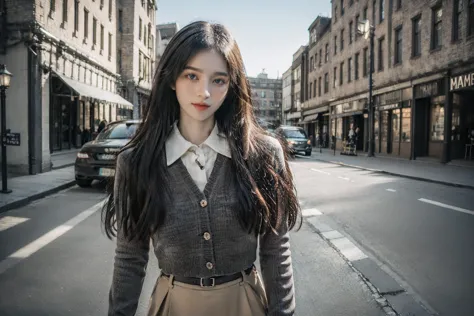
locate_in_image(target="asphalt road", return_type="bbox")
[292,156,474,316]
[0,180,385,316]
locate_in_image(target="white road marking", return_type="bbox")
[302,208,323,217]
[0,200,105,275]
[418,198,474,216]
[310,168,331,175]
[330,237,368,261]
[386,189,397,192]
[337,176,350,181]
[0,216,29,232]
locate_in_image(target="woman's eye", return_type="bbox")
[186,73,197,80]
[214,78,227,85]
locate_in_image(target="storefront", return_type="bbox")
[301,106,329,147]
[50,71,133,153]
[412,78,446,159]
[374,88,412,158]
[286,111,302,126]
[330,100,365,151]
[449,70,474,160]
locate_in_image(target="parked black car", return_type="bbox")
[74,120,140,187]
[275,125,312,156]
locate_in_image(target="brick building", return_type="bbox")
[0,0,150,175]
[287,0,474,162]
[117,0,157,119]
[248,71,282,127]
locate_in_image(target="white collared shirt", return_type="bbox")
[165,122,231,192]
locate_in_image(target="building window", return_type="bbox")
[430,104,444,141]
[310,57,314,71]
[117,49,122,71]
[333,67,337,87]
[313,79,317,96]
[378,37,384,71]
[50,0,56,12]
[363,47,368,76]
[100,24,104,53]
[431,6,442,50]
[355,14,360,40]
[412,15,421,57]
[325,43,329,62]
[84,9,89,39]
[324,73,329,93]
[380,0,385,23]
[363,6,368,20]
[372,0,377,24]
[139,18,142,40]
[100,0,104,9]
[334,5,338,22]
[394,26,402,64]
[470,0,474,36]
[318,77,322,96]
[334,36,338,55]
[340,29,344,51]
[108,33,112,60]
[314,53,318,68]
[339,62,344,85]
[109,0,112,19]
[396,0,402,11]
[355,52,359,79]
[118,10,123,32]
[93,17,97,47]
[74,0,79,34]
[341,0,345,16]
[319,48,322,65]
[62,0,68,24]
[309,82,312,98]
[452,0,462,42]
[349,21,353,43]
[348,57,352,82]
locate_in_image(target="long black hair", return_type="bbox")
[102,21,301,242]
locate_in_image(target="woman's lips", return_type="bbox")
[192,103,210,111]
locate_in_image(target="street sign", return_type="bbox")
[3,132,20,146]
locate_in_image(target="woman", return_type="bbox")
[103,21,301,316]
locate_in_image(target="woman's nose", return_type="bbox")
[197,82,211,99]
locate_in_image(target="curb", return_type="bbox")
[51,162,75,170]
[302,210,435,316]
[308,156,474,191]
[0,180,77,214]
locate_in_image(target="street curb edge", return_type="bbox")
[0,180,77,214]
[308,157,474,190]
[304,215,435,316]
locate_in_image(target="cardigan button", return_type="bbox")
[203,232,211,240]
[206,262,214,270]
[200,199,208,208]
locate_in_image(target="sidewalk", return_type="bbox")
[307,148,474,190]
[0,149,79,214]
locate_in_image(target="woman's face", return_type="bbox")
[174,49,230,123]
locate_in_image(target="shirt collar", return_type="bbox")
[165,122,231,166]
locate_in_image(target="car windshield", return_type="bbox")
[97,123,138,140]
[283,129,307,139]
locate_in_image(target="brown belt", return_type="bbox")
[162,265,254,287]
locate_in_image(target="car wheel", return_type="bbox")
[76,178,93,188]
[305,151,312,156]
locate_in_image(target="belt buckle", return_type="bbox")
[200,277,215,287]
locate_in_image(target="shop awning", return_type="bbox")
[302,113,319,123]
[53,71,133,109]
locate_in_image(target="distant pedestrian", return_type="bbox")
[102,21,301,316]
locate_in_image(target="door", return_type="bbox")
[387,111,393,154]
[414,98,429,157]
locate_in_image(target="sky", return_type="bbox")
[156,0,332,79]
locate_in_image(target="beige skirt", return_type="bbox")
[147,268,268,316]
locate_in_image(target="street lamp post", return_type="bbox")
[358,20,376,157]
[0,64,13,194]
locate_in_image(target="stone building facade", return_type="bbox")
[155,22,179,64]
[248,72,282,127]
[287,0,474,162]
[0,0,136,175]
[117,0,157,119]
[281,67,292,125]
[285,45,307,126]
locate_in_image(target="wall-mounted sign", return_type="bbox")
[3,132,20,146]
[450,72,474,91]
[414,80,443,99]
[379,103,399,111]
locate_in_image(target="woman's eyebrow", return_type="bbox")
[184,66,229,77]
